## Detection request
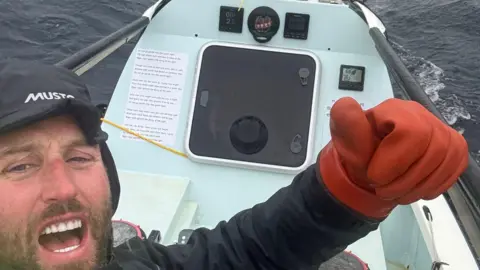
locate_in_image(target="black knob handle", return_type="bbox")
[230,116,268,155]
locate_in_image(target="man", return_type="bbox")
[0,60,468,270]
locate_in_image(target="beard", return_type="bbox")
[0,198,112,270]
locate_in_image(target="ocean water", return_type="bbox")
[0,0,479,159]
[370,0,480,160]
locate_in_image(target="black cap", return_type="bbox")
[0,60,106,144]
[0,60,120,213]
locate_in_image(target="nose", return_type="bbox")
[40,158,78,203]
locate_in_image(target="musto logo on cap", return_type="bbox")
[24,92,75,103]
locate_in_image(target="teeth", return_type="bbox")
[54,245,80,253]
[41,219,82,235]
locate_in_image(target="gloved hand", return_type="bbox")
[319,97,469,219]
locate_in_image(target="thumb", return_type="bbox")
[330,97,380,189]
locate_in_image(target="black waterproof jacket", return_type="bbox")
[100,162,381,270]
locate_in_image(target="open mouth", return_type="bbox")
[38,218,87,253]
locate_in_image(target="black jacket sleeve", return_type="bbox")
[109,162,381,270]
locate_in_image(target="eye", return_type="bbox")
[67,156,91,163]
[5,163,36,173]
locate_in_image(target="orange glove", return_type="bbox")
[319,97,469,219]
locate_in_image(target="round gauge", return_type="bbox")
[247,6,280,43]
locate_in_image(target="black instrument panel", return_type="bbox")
[284,13,310,40]
[219,6,244,33]
[218,6,311,42]
[338,65,366,91]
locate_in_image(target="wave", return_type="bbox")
[390,41,471,126]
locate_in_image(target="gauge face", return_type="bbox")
[219,6,244,33]
[254,15,273,33]
[284,13,310,40]
[247,6,280,43]
[338,65,366,91]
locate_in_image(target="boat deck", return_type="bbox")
[103,1,395,268]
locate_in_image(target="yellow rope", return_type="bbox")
[100,118,187,158]
[238,0,244,11]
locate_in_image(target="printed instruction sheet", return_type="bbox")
[122,49,188,146]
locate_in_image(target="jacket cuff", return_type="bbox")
[317,142,395,219]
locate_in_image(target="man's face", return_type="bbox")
[0,116,112,270]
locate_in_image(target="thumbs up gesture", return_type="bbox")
[319,97,469,218]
